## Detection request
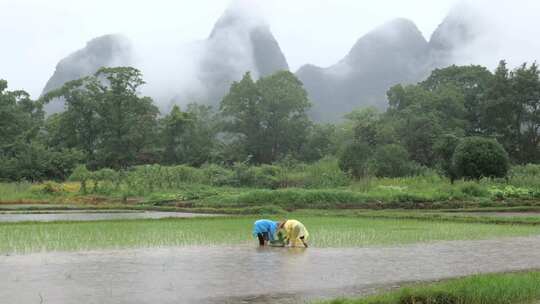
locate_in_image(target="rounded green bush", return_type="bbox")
[452,137,510,180]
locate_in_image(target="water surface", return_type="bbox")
[0,211,220,223]
[2,236,540,303]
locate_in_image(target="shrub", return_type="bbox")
[373,144,416,178]
[200,164,234,186]
[452,137,510,180]
[69,165,90,193]
[458,182,489,197]
[31,181,64,195]
[304,158,350,188]
[338,142,372,178]
[230,163,281,188]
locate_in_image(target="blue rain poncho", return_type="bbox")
[252,219,278,241]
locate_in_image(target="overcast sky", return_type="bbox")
[1,0,538,98]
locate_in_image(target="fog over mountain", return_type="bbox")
[196,5,289,105]
[296,5,486,121]
[41,2,289,112]
[36,0,539,121]
[297,19,431,121]
[42,34,133,113]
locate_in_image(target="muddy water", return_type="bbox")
[0,211,221,223]
[3,236,540,304]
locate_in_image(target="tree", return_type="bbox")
[0,79,43,149]
[42,67,160,169]
[345,107,381,146]
[160,103,220,166]
[420,65,493,134]
[221,71,311,164]
[161,105,193,164]
[93,67,159,168]
[452,137,510,180]
[480,61,540,164]
[297,124,337,162]
[338,142,372,178]
[373,144,416,178]
[511,63,540,163]
[0,80,83,182]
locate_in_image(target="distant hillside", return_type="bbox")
[40,5,482,120]
[41,34,133,113]
[197,7,289,104]
[296,19,430,122]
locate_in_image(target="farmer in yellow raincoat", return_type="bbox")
[279,219,309,248]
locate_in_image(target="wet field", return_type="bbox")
[444,212,540,218]
[3,236,540,304]
[0,211,221,223]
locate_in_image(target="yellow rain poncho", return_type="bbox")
[282,220,309,247]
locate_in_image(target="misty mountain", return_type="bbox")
[297,19,430,122]
[428,6,482,68]
[297,7,482,122]
[41,34,133,113]
[40,5,480,121]
[197,7,289,104]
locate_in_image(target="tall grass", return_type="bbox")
[324,271,540,304]
[0,182,42,202]
[2,163,539,210]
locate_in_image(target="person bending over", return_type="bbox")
[252,219,278,246]
[279,219,309,248]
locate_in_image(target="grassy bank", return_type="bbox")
[1,162,539,212]
[322,271,540,304]
[1,215,540,254]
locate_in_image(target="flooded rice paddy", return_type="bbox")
[0,211,220,223]
[3,236,540,303]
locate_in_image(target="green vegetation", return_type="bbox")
[1,161,539,213]
[1,216,539,254]
[323,271,540,304]
[452,137,510,180]
[1,61,539,184]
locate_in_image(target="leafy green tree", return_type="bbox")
[297,124,337,162]
[479,61,517,159]
[373,144,416,178]
[160,103,219,166]
[338,142,372,178]
[0,140,83,182]
[221,71,311,163]
[345,107,381,146]
[42,77,99,162]
[161,105,193,164]
[420,65,493,134]
[511,63,540,163]
[42,67,160,169]
[0,79,43,149]
[93,67,159,168]
[452,137,510,180]
[0,80,83,181]
[480,61,540,163]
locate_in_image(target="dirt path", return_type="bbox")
[2,236,540,304]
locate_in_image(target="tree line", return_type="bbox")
[1,61,539,182]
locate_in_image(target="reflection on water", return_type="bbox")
[0,211,221,222]
[3,236,540,303]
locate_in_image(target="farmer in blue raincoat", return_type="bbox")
[252,219,279,246]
